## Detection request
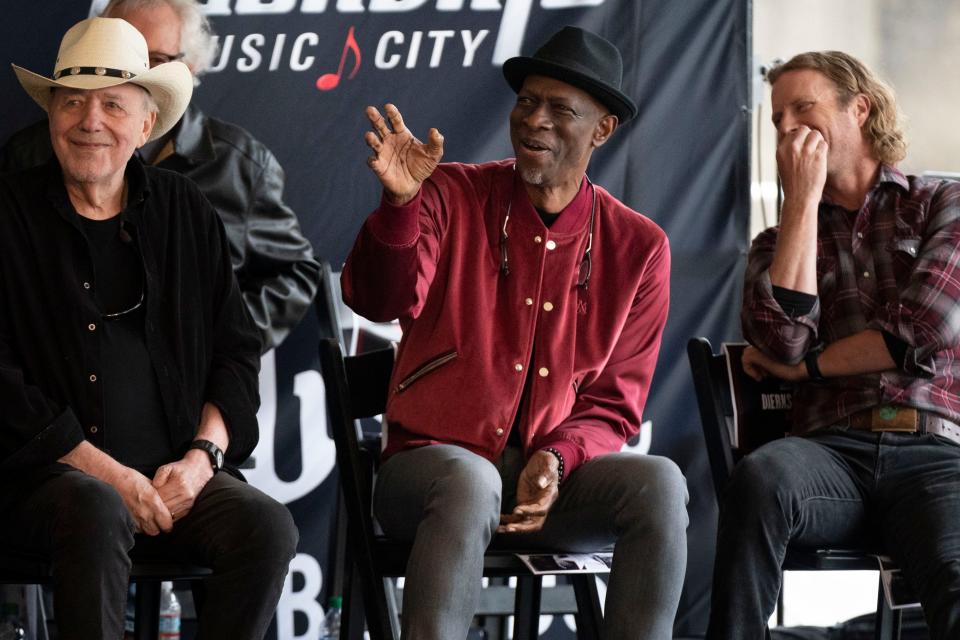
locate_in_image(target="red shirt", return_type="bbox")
[342,160,670,477]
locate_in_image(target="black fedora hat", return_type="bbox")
[503,26,637,123]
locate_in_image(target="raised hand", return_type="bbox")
[364,103,443,205]
[498,450,560,534]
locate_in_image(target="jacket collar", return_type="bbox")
[44,155,151,227]
[171,102,215,165]
[877,164,909,192]
[509,166,592,235]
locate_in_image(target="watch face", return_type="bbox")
[215,449,224,468]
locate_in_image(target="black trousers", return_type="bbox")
[707,429,960,640]
[0,469,298,640]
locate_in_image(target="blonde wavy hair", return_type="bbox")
[767,51,907,165]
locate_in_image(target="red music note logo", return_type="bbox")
[316,26,361,91]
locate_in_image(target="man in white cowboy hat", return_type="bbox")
[342,25,688,639]
[0,17,297,639]
[2,0,322,353]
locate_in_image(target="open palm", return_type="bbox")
[364,103,443,205]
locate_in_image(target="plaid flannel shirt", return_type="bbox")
[742,166,960,434]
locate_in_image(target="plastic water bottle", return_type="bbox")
[320,596,342,640]
[158,582,181,640]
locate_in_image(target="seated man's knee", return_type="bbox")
[236,490,299,567]
[428,453,502,531]
[619,455,688,530]
[49,474,135,560]
[723,441,803,517]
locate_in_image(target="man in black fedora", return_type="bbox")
[342,26,688,639]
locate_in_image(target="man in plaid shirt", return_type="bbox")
[707,51,960,640]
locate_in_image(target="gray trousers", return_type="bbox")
[373,444,689,640]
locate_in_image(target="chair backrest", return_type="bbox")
[687,337,736,504]
[319,337,394,543]
[315,260,345,345]
[687,337,794,504]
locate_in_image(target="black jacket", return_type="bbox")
[0,104,321,352]
[0,159,262,478]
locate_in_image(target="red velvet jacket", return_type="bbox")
[342,160,670,478]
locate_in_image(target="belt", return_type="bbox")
[842,405,960,444]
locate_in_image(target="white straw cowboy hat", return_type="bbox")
[12,17,192,141]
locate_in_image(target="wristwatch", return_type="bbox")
[188,439,224,473]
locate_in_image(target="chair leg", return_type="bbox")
[776,582,785,627]
[384,577,402,639]
[875,581,902,640]
[356,561,395,640]
[134,581,161,640]
[342,560,367,640]
[571,575,603,640]
[513,575,542,640]
[191,581,206,622]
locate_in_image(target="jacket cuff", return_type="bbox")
[366,190,423,246]
[536,439,584,483]
[1,408,85,472]
[205,381,259,464]
[869,305,936,378]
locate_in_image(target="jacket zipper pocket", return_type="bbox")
[395,350,459,394]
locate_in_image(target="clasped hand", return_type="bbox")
[741,345,806,382]
[115,452,213,536]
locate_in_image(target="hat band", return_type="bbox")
[53,66,137,81]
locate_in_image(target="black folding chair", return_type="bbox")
[319,337,605,640]
[687,336,903,640]
[0,554,211,640]
[314,260,345,346]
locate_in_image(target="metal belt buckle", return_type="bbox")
[870,405,919,432]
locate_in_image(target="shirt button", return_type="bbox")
[83,282,91,290]
[87,323,97,331]
[496,427,505,436]
[538,367,549,377]
[863,271,870,278]
[857,232,863,239]
[534,235,543,244]
[543,301,554,311]
[546,240,557,251]
[525,297,533,306]
[88,374,97,382]
[514,363,523,372]
[89,425,98,434]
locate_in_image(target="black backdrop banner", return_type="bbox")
[0,1,749,637]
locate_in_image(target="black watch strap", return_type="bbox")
[805,350,825,382]
[189,439,224,472]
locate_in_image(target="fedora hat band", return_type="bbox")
[54,66,137,81]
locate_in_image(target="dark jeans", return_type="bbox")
[0,470,298,640]
[707,429,960,640]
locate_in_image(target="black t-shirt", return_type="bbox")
[79,214,173,474]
